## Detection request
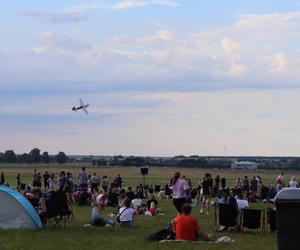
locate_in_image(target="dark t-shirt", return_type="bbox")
[126,191,135,200]
[202,178,213,195]
[147,198,158,210]
[214,177,220,188]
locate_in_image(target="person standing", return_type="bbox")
[276,172,285,191]
[256,176,263,198]
[0,172,5,185]
[290,176,298,188]
[65,172,75,220]
[90,173,100,193]
[221,177,226,190]
[250,176,258,195]
[16,173,21,189]
[116,174,123,189]
[58,171,67,189]
[48,173,58,191]
[200,173,213,214]
[242,176,249,192]
[214,174,220,196]
[102,175,109,192]
[170,172,190,214]
[79,167,89,190]
[235,177,241,188]
[37,172,42,188]
[32,169,39,187]
[43,171,50,190]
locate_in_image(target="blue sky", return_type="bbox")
[1,0,300,156]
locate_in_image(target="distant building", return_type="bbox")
[231,161,258,170]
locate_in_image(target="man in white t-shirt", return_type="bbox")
[131,197,142,210]
[119,198,137,227]
[236,193,249,211]
[157,189,167,199]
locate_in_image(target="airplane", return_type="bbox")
[72,98,89,114]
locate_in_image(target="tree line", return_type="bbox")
[0,148,68,164]
[92,155,232,169]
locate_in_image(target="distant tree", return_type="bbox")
[0,152,5,162]
[56,151,67,165]
[42,151,50,164]
[189,155,200,158]
[4,150,16,163]
[27,148,41,163]
[93,159,107,166]
[16,154,25,163]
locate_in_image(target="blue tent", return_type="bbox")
[0,185,43,229]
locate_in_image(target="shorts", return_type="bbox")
[173,198,186,213]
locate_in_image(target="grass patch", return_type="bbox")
[0,165,279,250]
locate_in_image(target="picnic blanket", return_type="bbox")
[159,236,235,244]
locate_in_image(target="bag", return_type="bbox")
[147,228,175,241]
[117,207,128,223]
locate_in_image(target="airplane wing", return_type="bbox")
[82,107,88,114]
[79,98,84,107]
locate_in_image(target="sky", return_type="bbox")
[1,0,300,156]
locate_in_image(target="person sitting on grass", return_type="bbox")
[118,198,137,228]
[38,192,47,225]
[131,195,143,211]
[86,204,114,227]
[172,203,212,242]
[147,194,159,211]
[157,188,167,200]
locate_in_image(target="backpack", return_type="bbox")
[146,228,175,241]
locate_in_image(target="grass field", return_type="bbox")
[0,164,290,250]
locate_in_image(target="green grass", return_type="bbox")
[0,164,281,250]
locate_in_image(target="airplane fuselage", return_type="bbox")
[72,104,89,111]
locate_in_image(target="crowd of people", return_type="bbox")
[0,168,298,242]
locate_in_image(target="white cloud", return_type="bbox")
[267,52,289,74]
[235,12,300,30]
[221,37,241,56]
[1,11,299,91]
[31,46,48,54]
[18,11,88,23]
[67,0,179,12]
[226,64,248,77]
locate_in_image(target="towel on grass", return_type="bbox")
[159,236,234,244]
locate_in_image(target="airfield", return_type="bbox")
[0,164,285,250]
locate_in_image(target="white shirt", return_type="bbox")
[96,194,104,205]
[131,198,142,209]
[119,207,136,222]
[91,207,101,220]
[236,199,249,210]
[290,181,298,188]
[158,190,166,199]
[48,178,58,191]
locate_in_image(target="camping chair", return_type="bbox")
[46,191,71,227]
[240,208,265,232]
[29,198,40,210]
[266,208,276,232]
[215,203,238,231]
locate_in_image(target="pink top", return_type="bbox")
[170,179,189,199]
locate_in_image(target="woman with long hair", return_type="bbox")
[200,173,213,214]
[170,172,190,214]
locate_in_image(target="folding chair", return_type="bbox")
[29,198,40,210]
[266,208,276,232]
[46,191,71,227]
[215,203,238,231]
[240,208,265,232]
